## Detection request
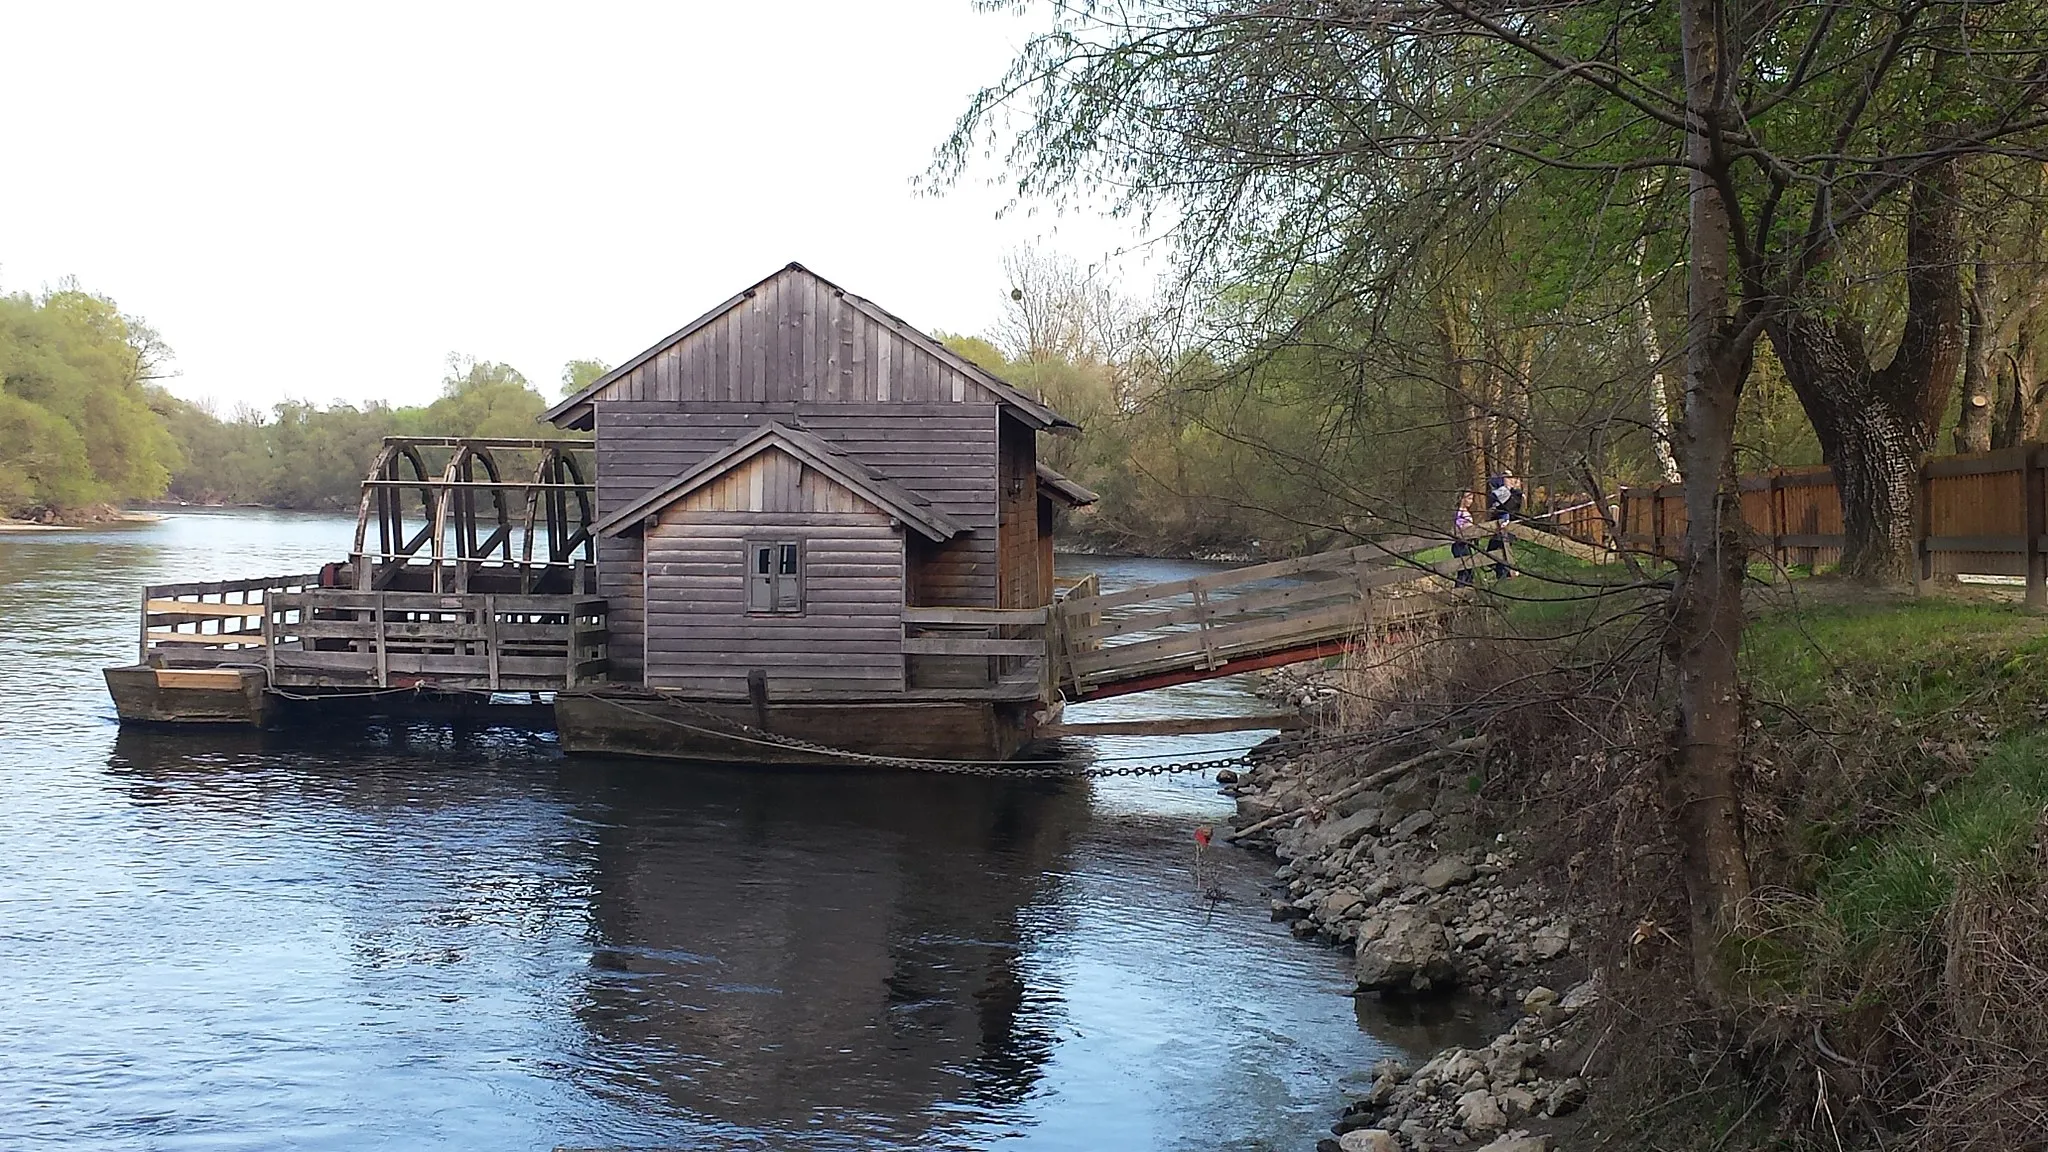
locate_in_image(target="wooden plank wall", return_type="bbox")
[593,402,1001,680]
[594,538,643,679]
[643,505,906,697]
[587,267,998,407]
[996,415,1040,609]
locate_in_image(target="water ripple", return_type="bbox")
[0,514,1480,1151]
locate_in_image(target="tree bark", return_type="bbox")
[1670,0,1755,997]
[1436,299,1487,495]
[1999,330,2042,447]
[1955,258,1996,454]
[1768,160,1965,584]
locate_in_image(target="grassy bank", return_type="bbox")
[1724,598,2048,1150]
[1416,541,2048,1148]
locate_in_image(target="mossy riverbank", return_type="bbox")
[1232,542,2048,1151]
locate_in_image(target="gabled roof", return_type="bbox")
[542,261,1079,432]
[593,422,965,542]
[1036,462,1100,507]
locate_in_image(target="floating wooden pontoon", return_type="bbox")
[107,263,1458,762]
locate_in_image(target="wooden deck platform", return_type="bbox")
[132,573,607,695]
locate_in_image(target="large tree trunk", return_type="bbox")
[1436,300,1487,495]
[1769,161,1965,584]
[1670,0,1755,997]
[1828,402,1926,583]
[1955,259,1996,454]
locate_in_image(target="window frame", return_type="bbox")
[744,538,805,617]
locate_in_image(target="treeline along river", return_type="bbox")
[0,511,1479,1151]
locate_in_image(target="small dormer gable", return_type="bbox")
[594,423,963,542]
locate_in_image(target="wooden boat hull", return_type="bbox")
[104,665,274,726]
[554,688,1045,765]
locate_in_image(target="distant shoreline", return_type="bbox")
[0,510,168,532]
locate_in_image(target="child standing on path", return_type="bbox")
[1452,492,1477,587]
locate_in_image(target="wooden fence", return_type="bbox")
[1603,444,2048,603]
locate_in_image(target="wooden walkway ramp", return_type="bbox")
[1049,538,1456,701]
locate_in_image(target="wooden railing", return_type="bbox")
[266,590,608,692]
[141,574,322,666]
[901,606,1050,699]
[1049,538,1458,698]
[1529,499,1618,553]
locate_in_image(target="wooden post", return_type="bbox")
[1768,470,1786,571]
[1914,460,1933,593]
[485,594,500,691]
[264,591,276,683]
[2027,446,2046,612]
[748,669,770,729]
[1192,587,1219,670]
[138,590,151,666]
[375,592,389,688]
[1653,487,1668,561]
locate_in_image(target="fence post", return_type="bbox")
[1768,470,1786,572]
[1650,487,1661,560]
[1914,459,1932,594]
[2027,446,2046,612]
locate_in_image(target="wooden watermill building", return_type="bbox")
[109,263,1100,761]
[541,262,1090,759]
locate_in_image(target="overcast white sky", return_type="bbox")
[0,1,1144,412]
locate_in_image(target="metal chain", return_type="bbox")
[589,695,1272,778]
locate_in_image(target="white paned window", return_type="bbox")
[745,540,803,615]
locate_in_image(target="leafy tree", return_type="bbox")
[415,355,548,439]
[0,286,180,515]
[934,0,2048,994]
[560,358,611,397]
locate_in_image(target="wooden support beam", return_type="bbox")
[1037,713,1306,738]
[146,631,267,646]
[1070,638,1355,701]
[145,599,267,617]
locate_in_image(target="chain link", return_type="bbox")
[589,694,1270,778]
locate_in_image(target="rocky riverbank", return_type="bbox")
[1223,718,1598,1151]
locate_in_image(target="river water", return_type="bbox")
[0,512,1479,1151]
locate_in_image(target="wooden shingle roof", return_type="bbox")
[1035,463,1100,507]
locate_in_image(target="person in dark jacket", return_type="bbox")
[1485,473,1522,580]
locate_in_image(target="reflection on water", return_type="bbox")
[0,516,1472,1151]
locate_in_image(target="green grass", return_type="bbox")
[1745,600,2048,718]
[1492,539,1644,631]
[1821,732,2048,938]
[1740,599,2048,966]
